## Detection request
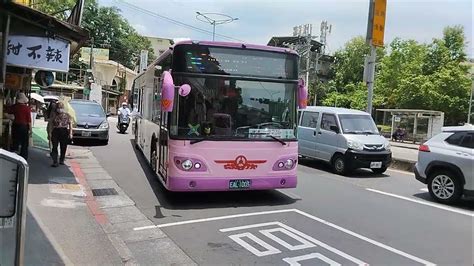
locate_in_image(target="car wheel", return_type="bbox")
[372,166,388,175]
[428,170,462,204]
[332,154,349,175]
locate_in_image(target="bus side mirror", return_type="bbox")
[298,78,308,109]
[161,71,174,112]
[179,84,191,97]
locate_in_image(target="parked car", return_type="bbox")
[415,124,473,204]
[69,100,109,144]
[298,106,392,175]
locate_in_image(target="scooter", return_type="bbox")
[117,113,130,134]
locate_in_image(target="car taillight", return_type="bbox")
[419,144,430,152]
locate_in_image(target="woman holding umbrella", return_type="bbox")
[50,101,73,167]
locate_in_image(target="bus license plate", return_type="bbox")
[82,131,91,137]
[370,162,382,169]
[229,180,251,189]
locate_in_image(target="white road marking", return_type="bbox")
[228,232,281,257]
[139,209,434,265]
[387,168,415,176]
[222,221,366,265]
[134,209,295,230]
[292,210,435,265]
[283,253,341,266]
[260,227,316,251]
[366,188,474,217]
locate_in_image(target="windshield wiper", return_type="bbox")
[269,135,287,146]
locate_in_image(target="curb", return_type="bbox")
[68,148,196,265]
[389,158,416,172]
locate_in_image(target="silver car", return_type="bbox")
[415,124,474,203]
[298,107,392,175]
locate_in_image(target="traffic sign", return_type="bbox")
[371,0,387,47]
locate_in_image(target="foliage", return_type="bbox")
[36,0,155,70]
[318,26,471,125]
[34,0,76,20]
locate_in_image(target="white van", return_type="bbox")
[298,106,392,175]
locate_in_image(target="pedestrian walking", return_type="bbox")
[50,102,73,167]
[46,101,58,149]
[8,93,32,160]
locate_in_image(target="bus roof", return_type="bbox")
[173,40,298,55]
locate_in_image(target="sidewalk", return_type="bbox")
[26,120,195,265]
[389,140,419,171]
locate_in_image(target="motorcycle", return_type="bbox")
[117,113,130,134]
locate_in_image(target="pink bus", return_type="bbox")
[132,41,307,191]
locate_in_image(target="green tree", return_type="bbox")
[36,0,155,69]
[34,0,76,20]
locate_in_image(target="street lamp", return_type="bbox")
[196,12,238,41]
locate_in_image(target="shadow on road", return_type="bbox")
[71,139,107,147]
[412,192,474,211]
[298,158,389,179]
[24,209,66,265]
[129,139,298,212]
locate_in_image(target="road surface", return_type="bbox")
[89,121,473,265]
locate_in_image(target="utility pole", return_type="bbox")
[313,21,331,105]
[85,37,94,100]
[468,71,473,124]
[364,0,386,115]
[196,12,238,41]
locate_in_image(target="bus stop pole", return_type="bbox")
[15,162,29,266]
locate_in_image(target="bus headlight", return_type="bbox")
[181,160,193,171]
[285,159,294,169]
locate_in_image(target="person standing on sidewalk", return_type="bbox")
[8,92,32,160]
[46,101,58,149]
[50,102,73,167]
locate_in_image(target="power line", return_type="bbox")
[113,0,245,42]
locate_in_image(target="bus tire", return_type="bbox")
[150,138,158,174]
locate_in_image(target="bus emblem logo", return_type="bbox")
[215,155,266,170]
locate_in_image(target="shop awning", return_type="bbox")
[1,2,89,55]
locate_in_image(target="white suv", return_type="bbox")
[414,125,473,204]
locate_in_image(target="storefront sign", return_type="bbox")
[6,35,70,72]
[80,47,109,61]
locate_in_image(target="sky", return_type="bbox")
[99,0,473,57]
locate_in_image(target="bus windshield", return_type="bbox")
[170,76,297,140]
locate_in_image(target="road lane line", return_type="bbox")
[222,221,366,265]
[133,209,296,230]
[293,210,435,265]
[387,168,415,176]
[228,232,281,257]
[366,188,474,217]
[159,209,432,265]
[220,221,280,232]
[283,253,341,266]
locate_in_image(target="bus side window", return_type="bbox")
[152,76,161,123]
